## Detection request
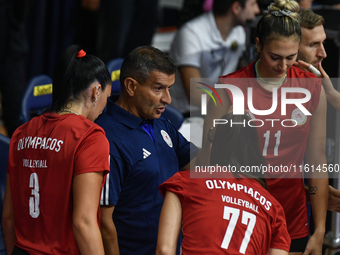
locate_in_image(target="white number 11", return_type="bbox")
[263,130,281,156]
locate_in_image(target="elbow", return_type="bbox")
[72,217,96,236]
[2,214,15,232]
[156,244,174,255]
[72,219,85,236]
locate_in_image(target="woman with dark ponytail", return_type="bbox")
[157,113,290,255]
[2,45,112,255]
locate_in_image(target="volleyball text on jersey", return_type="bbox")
[17,136,64,152]
[205,179,272,211]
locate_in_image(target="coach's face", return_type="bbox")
[134,71,174,120]
[298,25,327,67]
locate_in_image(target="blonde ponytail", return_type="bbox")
[256,0,301,46]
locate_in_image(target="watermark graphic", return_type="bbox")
[197,82,222,115]
[190,77,339,179]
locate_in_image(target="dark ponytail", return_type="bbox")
[51,45,111,112]
[210,113,268,189]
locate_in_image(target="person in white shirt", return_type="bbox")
[169,0,260,116]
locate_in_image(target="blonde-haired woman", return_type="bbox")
[201,0,328,254]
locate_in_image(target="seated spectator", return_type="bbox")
[169,0,260,116]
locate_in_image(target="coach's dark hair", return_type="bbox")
[210,113,267,189]
[51,45,111,112]
[120,46,176,87]
[213,0,246,16]
[256,0,301,47]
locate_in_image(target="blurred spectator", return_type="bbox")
[169,0,260,116]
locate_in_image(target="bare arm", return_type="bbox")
[267,248,289,255]
[156,191,182,255]
[100,206,119,255]
[304,86,328,255]
[2,174,15,255]
[305,184,340,212]
[178,66,204,108]
[73,172,105,255]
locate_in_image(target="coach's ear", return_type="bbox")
[124,77,138,97]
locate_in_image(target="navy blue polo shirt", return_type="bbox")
[96,97,197,255]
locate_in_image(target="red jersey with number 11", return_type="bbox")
[221,62,321,239]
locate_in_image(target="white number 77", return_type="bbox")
[221,206,256,254]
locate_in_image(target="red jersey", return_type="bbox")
[160,171,290,254]
[220,62,321,239]
[7,113,110,254]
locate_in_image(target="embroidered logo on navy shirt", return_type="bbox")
[161,130,173,148]
[143,148,151,159]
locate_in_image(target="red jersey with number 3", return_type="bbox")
[7,113,110,254]
[220,62,321,239]
[159,171,290,254]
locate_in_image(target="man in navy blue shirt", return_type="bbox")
[96,46,197,255]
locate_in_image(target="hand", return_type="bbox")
[295,60,334,95]
[317,61,329,79]
[328,185,340,212]
[294,60,310,73]
[303,231,324,255]
[294,60,329,78]
[81,0,101,11]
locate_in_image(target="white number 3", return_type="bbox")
[221,206,256,254]
[29,173,40,218]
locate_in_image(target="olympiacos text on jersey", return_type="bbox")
[159,171,291,254]
[7,113,110,254]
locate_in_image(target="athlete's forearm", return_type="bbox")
[303,177,328,255]
[156,191,182,255]
[100,205,119,255]
[73,172,106,255]
[2,217,15,255]
[101,219,119,255]
[308,177,328,234]
[73,221,105,255]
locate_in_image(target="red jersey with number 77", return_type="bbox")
[159,171,291,254]
[7,113,110,254]
[220,62,321,239]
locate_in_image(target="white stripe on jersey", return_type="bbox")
[100,172,110,205]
